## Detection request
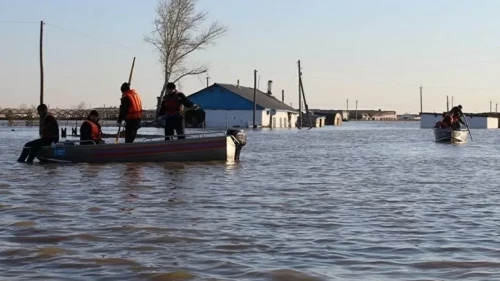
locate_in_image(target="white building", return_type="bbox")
[420,112,499,129]
[187,82,298,128]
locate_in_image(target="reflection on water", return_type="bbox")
[1,122,500,280]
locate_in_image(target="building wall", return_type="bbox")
[187,85,265,110]
[397,114,420,121]
[204,110,262,127]
[260,110,298,128]
[420,113,498,129]
[370,112,397,121]
[203,109,298,128]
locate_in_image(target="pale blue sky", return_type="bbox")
[2,0,500,113]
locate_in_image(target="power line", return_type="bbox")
[0,20,39,24]
[44,22,149,53]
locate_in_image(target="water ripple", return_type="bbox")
[1,123,500,280]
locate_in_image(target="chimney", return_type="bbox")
[282,89,284,103]
[267,80,273,95]
[237,79,240,88]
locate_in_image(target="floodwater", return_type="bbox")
[1,121,500,281]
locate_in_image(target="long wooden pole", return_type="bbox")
[39,21,44,105]
[252,69,257,128]
[115,57,136,144]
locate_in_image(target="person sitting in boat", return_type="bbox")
[448,105,465,129]
[80,110,104,145]
[158,82,199,141]
[17,104,59,164]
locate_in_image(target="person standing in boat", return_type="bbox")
[117,82,143,143]
[158,82,199,141]
[80,110,104,145]
[17,104,59,163]
[448,105,466,129]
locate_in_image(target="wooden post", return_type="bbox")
[39,20,44,106]
[282,89,284,103]
[490,101,492,113]
[446,96,449,112]
[355,100,358,121]
[297,60,313,129]
[451,96,454,107]
[419,86,423,114]
[346,99,349,120]
[496,103,498,113]
[252,70,257,128]
[206,76,209,88]
[297,60,302,129]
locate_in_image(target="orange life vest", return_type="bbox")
[40,114,57,139]
[83,120,102,141]
[122,89,143,119]
[162,92,184,116]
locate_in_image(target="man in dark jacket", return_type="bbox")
[17,104,59,163]
[448,105,466,129]
[80,110,104,145]
[158,82,199,140]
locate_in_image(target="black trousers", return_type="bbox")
[164,116,185,140]
[18,138,57,163]
[124,119,141,143]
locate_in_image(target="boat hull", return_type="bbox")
[433,128,469,144]
[35,131,246,163]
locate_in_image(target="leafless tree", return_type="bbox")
[73,102,87,110]
[19,103,27,110]
[144,0,228,114]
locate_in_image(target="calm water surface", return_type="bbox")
[1,121,500,281]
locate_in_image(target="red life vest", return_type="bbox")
[122,89,143,119]
[40,114,57,138]
[82,120,102,141]
[162,92,184,115]
[442,115,453,126]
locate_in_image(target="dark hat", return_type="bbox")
[166,82,176,89]
[89,110,99,116]
[120,82,130,92]
[458,105,462,109]
[37,104,48,111]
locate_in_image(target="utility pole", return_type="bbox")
[298,61,302,129]
[39,20,44,106]
[496,103,498,113]
[490,101,492,113]
[206,76,210,88]
[446,96,449,112]
[281,89,284,103]
[451,96,454,107]
[252,70,257,128]
[346,99,349,120]
[355,100,358,121]
[419,85,423,114]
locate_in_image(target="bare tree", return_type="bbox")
[144,0,228,114]
[73,102,87,110]
[19,103,27,110]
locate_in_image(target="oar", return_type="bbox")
[115,57,136,144]
[462,113,473,141]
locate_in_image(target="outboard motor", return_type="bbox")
[226,128,246,160]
